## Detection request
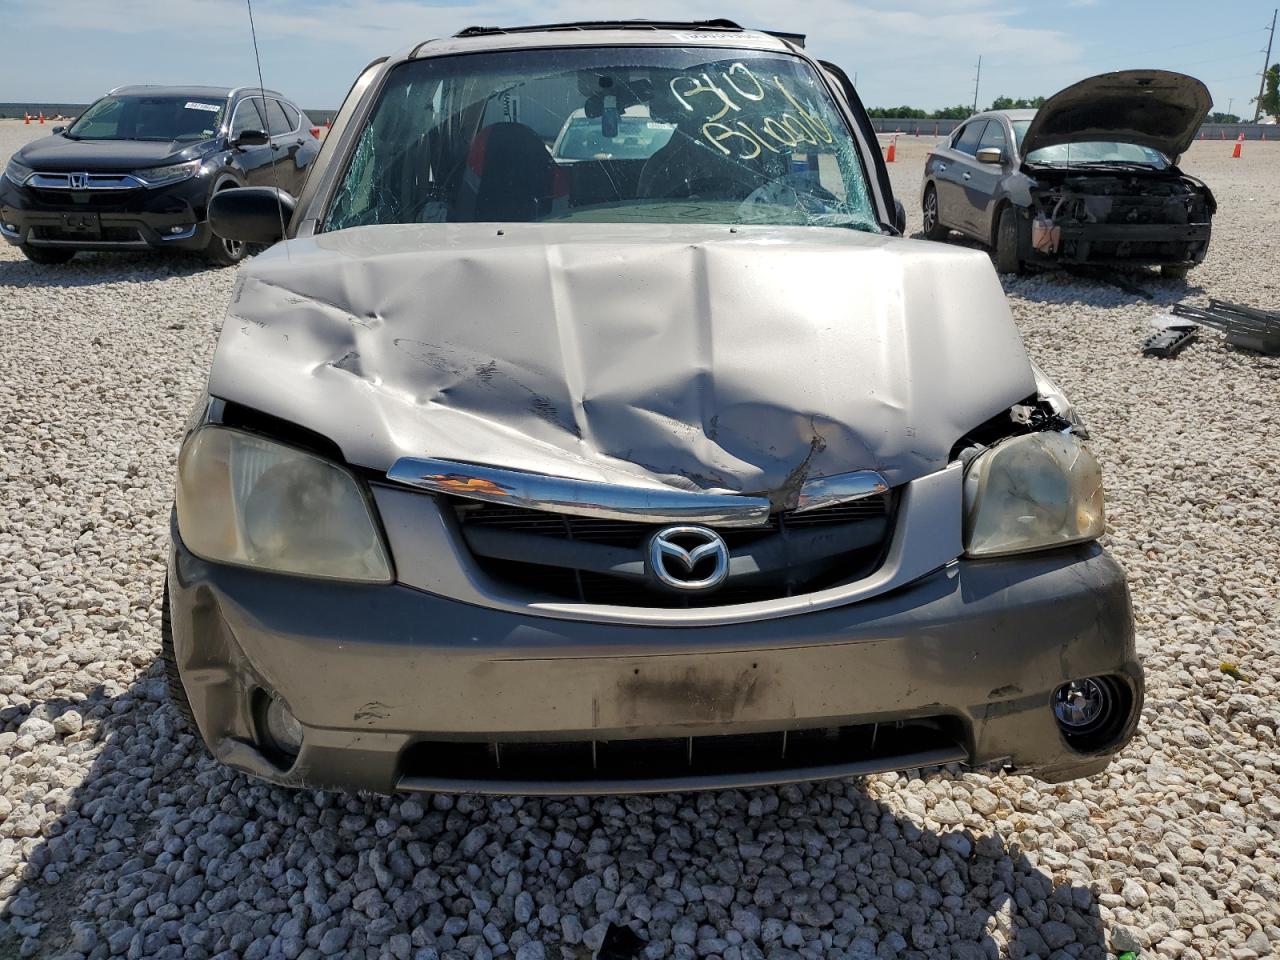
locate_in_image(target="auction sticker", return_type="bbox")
[185,102,221,112]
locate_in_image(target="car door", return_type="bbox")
[968,117,1012,242]
[229,97,276,187]
[934,120,986,232]
[265,98,309,195]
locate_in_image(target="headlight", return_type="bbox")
[963,432,1104,557]
[132,159,201,187]
[176,426,391,582]
[4,156,34,186]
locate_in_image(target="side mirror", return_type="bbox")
[209,187,296,245]
[232,130,270,149]
[893,199,907,235]
[976,147,1004,165]
[51,125,66,135]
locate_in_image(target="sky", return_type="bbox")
[2,0,1276,117]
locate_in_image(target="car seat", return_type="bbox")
[454,122,557,222]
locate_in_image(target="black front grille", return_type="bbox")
[32,225,141,243]
[399,716,965,788]
[454,493,895,607]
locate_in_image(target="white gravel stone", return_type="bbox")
[1,122,1279,960]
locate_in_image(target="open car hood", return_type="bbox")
[209,223,1034,502]
[1020,69,1212,160]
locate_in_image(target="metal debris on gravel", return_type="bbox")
[2,121,1279,960]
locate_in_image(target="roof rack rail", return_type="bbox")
[453,19,745,38]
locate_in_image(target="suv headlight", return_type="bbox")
[176,426,391,582]
[963,432,1105,558]
[132,159,201,187]
[4,156,34,186]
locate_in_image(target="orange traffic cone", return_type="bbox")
[1231,141,1242,158]
[886,139,896,163]
[38,113,45,124]
[24,113,30,125]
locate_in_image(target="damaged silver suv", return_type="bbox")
[168,19,1142,795]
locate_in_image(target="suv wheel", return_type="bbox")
[994,205,1022,275]
[202,178,249,267]
[921,186,948,241]
[20,244,76,265]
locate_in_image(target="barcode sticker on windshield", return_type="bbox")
[185,102,220,112]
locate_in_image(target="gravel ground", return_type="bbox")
[1,118,1278,960]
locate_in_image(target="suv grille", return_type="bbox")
[453,493,895,607]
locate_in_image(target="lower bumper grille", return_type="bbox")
[398,716,967,793]
[32,225,144,244]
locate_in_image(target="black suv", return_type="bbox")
[1,85,320,265]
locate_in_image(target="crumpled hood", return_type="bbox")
[209,223,1033,499]
[1020,69,1212,160]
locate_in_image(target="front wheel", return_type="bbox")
[994,206,1022,275]
[20,244,76,265]
[921,186,948,241]
[202,177,249,267]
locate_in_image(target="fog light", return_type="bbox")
[264,696,303,756]
[168,224,189,235]
[1054,678,1112,729]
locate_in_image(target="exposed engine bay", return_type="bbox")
[1026,168,1214,265]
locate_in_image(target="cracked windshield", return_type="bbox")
[325,46,878,231]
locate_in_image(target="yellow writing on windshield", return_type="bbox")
[669,64,836,160]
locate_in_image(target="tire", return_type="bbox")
[1160,264,1190,280]
[993,205,1022,275]
[921,185,949,241]
[201,178,249,267]
[20,244,76,265]
[161,582,196,728]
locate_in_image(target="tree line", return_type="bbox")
[868,74,1280,123]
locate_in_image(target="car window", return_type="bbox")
[554,110,676,161]
[231,98,267,137]
[1011,119,1031,150]
[67,95,224,142]
[977,120,1007,153]
[275,100,301,133]
[265,99,294,137]
[952,120,987,156]
[324,46,880,234]
[1024,141,1170,168]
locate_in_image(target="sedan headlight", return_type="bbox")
[132,159,201,187]
[176,426,391,582]
[3,156,34,186]
[963,432,1105,557]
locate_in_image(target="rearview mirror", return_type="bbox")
[893,199,907,235]
[232,130,270,149]
[209,187,296,245]
[976,147,1004,165]
[51,125,65,135]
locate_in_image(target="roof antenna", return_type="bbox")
[245,0,290,259]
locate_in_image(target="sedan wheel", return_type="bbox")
[922,187,948,241]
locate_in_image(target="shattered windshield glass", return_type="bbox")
[324,47,879,232]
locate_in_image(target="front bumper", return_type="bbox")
[0,176,213,251]
[168,520,1142,795]
[1022,217,1212,267]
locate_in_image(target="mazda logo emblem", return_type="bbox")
[647,525,729,591]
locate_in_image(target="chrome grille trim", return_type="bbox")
[387,457,773,527]
[29,172,145,191]
[386,457,891,527]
